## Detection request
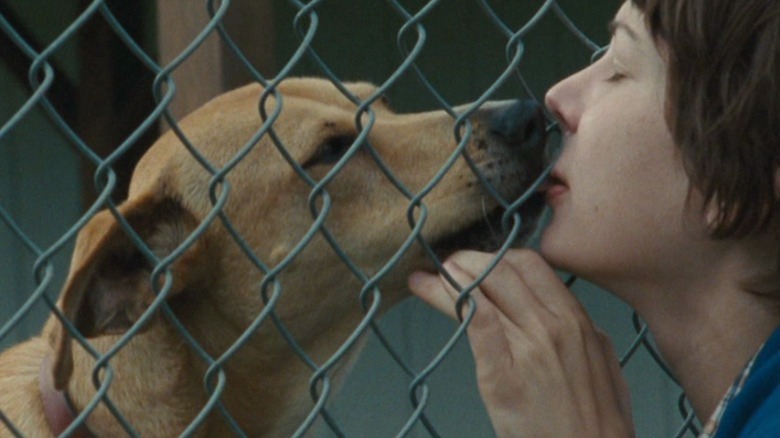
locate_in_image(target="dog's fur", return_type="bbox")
[0,78,545,437]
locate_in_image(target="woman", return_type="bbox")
[409,0,779,436]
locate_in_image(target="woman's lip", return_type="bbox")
[542,173,568,204]
[545,183,568,204]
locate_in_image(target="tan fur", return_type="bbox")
[0,78,544,437]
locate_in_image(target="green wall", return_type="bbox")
[0,1,686,436]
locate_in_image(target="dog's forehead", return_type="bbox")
[127,78,393,201]
[275,78,382,111]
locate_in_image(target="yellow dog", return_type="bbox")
[0,78,546,437]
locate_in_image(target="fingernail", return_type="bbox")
[442,259,461,275]
[408,270,436,292]
[442,260,472,289]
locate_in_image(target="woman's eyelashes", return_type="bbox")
[606,70,627,82]
[597,45,630,83]
[604,52,629,83]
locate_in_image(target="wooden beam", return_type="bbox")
[155,1,224,121]
[156,0,276,120]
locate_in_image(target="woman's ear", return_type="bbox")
[51,195,206,389]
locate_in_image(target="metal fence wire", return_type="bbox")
[1,0,699,437]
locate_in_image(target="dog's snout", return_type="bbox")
[489,100,546,152]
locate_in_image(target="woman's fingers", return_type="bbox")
[445,250,548,327]
[408,249,570,331]
[407,270,460,320]
[407,249,635,437]
[407,251,508,320]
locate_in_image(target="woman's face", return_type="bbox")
[541,2,710,291]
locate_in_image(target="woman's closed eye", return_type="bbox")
[604,52,629,83]
[606,71,627,82]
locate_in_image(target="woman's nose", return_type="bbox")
[545,71,585,134]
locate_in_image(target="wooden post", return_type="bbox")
[156,0,276,120]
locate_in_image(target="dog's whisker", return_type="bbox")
[482,196,499,239]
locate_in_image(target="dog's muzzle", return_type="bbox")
[430,99,549,257]
[488,99,547,156]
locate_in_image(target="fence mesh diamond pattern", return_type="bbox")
[1,1,698,437]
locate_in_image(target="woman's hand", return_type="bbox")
[408,249,634,437]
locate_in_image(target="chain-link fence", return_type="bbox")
[2,1,698,436]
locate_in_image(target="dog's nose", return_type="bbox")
[489,100,546,153]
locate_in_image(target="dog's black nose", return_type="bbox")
[489,100,546,152]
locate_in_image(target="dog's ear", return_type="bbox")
[52,195,206,389]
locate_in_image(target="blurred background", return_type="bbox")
[1,1,686,436]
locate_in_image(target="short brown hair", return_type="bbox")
[631,0,780,239]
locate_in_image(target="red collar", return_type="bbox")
[39,356,95,438]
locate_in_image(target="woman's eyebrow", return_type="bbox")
[608,19,639,41]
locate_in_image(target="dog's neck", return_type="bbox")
[60,321,210,436]
[57,311,317,436]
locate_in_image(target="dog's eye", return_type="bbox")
[304,135,356,168]
[378,94,391,109]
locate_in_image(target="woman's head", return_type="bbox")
[631,0,780,238]
[540,1,779,299]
